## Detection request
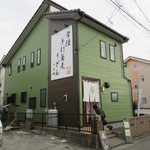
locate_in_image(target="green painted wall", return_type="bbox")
[4,16,49,113]
[78,22,133,122]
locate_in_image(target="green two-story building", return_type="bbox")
[2,0,133,123]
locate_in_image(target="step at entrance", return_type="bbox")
[106,131,126,148]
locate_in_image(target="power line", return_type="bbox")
[108,0,150,34]
[106,0,150,37]
[134,0,150,24]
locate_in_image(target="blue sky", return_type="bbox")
[0,0,150,61]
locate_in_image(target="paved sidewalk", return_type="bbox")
[1,131,96,150]
[112,134,150,150]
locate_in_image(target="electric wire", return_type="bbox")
[106,0,150,37]
[108,0,150,34]
[134,0,150,24]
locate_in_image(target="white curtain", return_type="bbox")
[83,80,100,102]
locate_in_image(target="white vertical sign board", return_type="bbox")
[137,88,142,116]
[51,25,73,80]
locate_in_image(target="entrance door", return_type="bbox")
[82,78,101,124]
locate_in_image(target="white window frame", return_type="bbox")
[109,45,116,61]
[8,63,12,76]
[22,56,26,71]
[100,40,107,59]
[37,49,41,65]
[17,58,21,72]
[30,52,34,68]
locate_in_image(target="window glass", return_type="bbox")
[29,97,36,109]
[17,58,21,72]
[134,85,138,91]
[142,97,147,103]
[140,75,144,82]
[37,49,41,65]
[110,45,116,61]
[8,63,12,76]
[30,52,34,68]
[111,92,118,102]
[22,56,26,71]
[133,64,137,70]
[40,89,46,107]
[21,92,27,103]
[100,41,106,58]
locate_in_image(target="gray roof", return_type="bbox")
[45,9,129,44]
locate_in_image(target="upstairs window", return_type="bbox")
[140,75,144,82]
[30,52,34,68]
[17,58,21,72]
[8,63,12,76]
[22,56,26,71]
[100,41,107,59]
[37,49,41,65]
[134,85,138,91]
[109,45,116,61]
[133,64,137,70]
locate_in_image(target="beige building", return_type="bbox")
[125,56,150,109]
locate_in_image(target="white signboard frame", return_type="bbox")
[51,25,73,80]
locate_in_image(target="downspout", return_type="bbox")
[121,45,134,116]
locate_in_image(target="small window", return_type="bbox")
[109,45,116,61]
[111,92,118,102]
[37,49,41,65]
[22,56,26,71]
[133,64,137,70]
[17,58,21,72]
[134,85,138,91]
[40,89,46,107]
[100,41,107,59]
[29,97,36,109]
[7,96,12,104]
[21,92,27,103]
[140,76,144,82]
[11,94,16,104]
[30,52,34,68]
[8,63,12,76]
[142,97,147,104]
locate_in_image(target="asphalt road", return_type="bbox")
[112,134,150,150]
[1,130,95,150]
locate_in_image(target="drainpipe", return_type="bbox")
[121,46,134,116]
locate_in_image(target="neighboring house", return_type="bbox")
[0,56,5,107]
[125,56,150,109]
[2,0,133,123]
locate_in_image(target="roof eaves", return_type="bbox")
[80,12,129,43]
[45,9,129,43]
[125,56,150,64]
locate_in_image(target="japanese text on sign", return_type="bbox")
[51,25,73,80]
